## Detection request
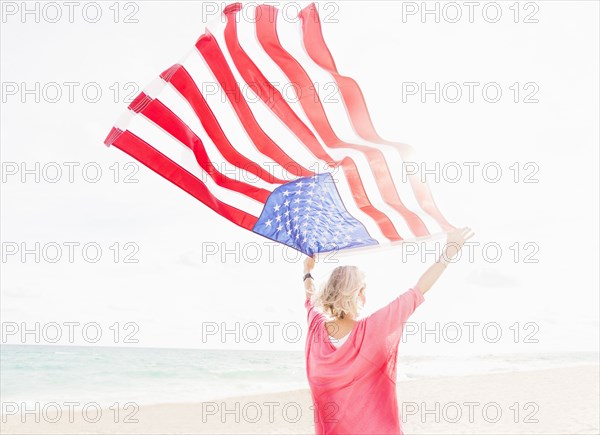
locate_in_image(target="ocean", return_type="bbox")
[1,345,598,408]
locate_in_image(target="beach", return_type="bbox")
[2,364,598,434]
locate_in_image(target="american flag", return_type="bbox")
[103,2,455,256]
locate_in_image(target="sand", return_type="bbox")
[2,365,598,434]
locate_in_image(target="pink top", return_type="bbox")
[305,287,425,435]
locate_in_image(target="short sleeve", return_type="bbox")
[362,287,425,376]
[369,287,425,332]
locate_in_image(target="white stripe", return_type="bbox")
[114,109,134,132]
[206,17,321,176]
[150,76,278,192]
[126,110,264,217]
[375,145,445,233]
[216,15,322,139]
[143,76,168,99]
[186,46,300,183]
[331,165,389,244]
[177,51,289,185]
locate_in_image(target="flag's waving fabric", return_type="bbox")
[104,2,455,256]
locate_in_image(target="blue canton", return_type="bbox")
[252,173,379,256]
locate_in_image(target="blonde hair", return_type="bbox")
[314,266,366,320]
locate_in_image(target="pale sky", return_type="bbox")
[1,1,598,355]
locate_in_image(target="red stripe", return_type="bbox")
[254,4,431,238]
[134,94,271,203]
[112,129,258,230]
[103,126,121,146]
[195,31,315,178]
[221,6,401,242]
[162,64,289,185]
[339,157,403,241]
[298,2,455,232]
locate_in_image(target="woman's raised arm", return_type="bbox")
[415,227,474,295]
[303,254,316,300]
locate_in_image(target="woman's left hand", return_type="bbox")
[304,254,316,273]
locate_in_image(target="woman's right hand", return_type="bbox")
[444,227,475,260]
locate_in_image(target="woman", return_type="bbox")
[303,227,474,435]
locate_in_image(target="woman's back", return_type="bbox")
[305,287,425,435]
